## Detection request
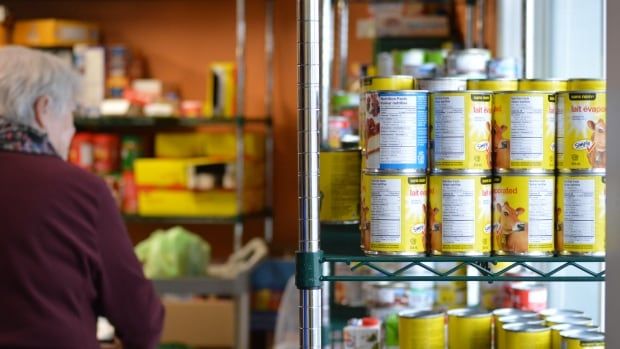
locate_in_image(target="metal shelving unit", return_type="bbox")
[296,0,607,347]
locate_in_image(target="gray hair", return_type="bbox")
[0,46,80,127]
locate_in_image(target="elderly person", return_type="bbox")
[0,46,164,348]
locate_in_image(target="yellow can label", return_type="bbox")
[506,329,551,349]
[399,315,445,349]
[430,92,492,170]
[557,175,606,254]
[557,92,607,171]
[568,79,606,91]
[362,75,416,92]
[563,337,605,349]
[493,92,556,170]
[493,175,555,254]
[448,314,492,349]
[435,285,467,309]
[518,79,568,91]
[468,79,518,91]
[361,174,427,254]
[319,151,361,223]
[429,175,492,254]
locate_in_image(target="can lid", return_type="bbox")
[418,77,466,81]
[493,308,526,318]
[546,315,592,325]
[493,90,556,95]
[398,309,444,319]
[504,323,550,333]
[551,323,598,332]
[498,314,540,323]
[362,317,380,326]
[448,308,491,318]
[539,308,584,318]
[468,78,518,82]
[560,330,605,342]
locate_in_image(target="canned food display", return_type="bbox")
[319,150,361,224]
[551,324,598,349]
[518,79,568,92]
[430,91,492,171]
[467,79,518,91]
[560,330,605,349]
[493,174,555,255]
[567,78,606,91]
[418,77,467,91]
[556,91,606,172]
[545,315,593,327]
[539,308,584,319]
[429,173,492,255]
[492,91,556,171]
[504,323,551,349]
[495,314,542,349]
[361,173,427,255]
[447,308,492,349]
[556,174,606,255]
[398,310,445,349]
[92,133,120,175]
[361,75,417,92]
[509,283,547,312]
[361,90,428,171]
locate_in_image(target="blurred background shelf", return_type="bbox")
[123,211,271,225]
[74,116,272,130]
[153,273,250,296]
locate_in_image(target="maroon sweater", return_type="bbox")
[0,151,164,348]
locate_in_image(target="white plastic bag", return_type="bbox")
[274,276,299,349]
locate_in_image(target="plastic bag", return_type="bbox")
[274,276,299,349]
[135,226,211,278]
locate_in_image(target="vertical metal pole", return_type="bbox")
[320,0,334,146]
[336,0,349,90]
[234,0,246,251]
[264,0,275,243]
[523,0,535,78]
[476,0,485,48]
[465,0,475,49]
[298,0,322,347]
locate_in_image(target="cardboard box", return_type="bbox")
[161,298,234,348]
[13,19,98,47]
[155,132,266,160]
[137,188,264,217]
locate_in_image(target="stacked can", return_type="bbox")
[359,76,430,255]
[491,79,564,255]
[429,90,493,256]
[556,79,606,256]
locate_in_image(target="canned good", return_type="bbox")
[496,315,544,349]
[429,173,492,255]
[121,135,141,171]
[205,62,236,118]
[447,308,492,349]
[121,171,138,214]
[320,150,361,224]
[518,79,568,92]
[399,310,445,349]
[418,77,467,91]
[568,78,606,91]
[430,91,492,171]
[540,309,584,319]
[361,90,428,171]
[435,262,467,310]
[69,132,93,171]
[492,174,555,255]
[493,308,534,321]
[343,317,382,349]
[92,134,120,175]
[361,75,417,92]
[361,173,427,255]
[446,49,491,76]
[493,91,556,171]
[551,324,598,349]
[556,91,606,172]
[467,79,518,91]
[545,315,593,327]
[510,283,547,312]
[504,324,551,349]
[561,330,605,349]
[556,174,605,255]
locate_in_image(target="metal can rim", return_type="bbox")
[431,170,493,176]
[551,323,597,331]
[363,89,429,94]
[559,330,605,341]
[498,315,541,324]
[556,89,605,94]
[556,170,606,176]
[447,308,491,318]
[398,309,445,319]
[493,171,555,176]
[504,323,550,333]
[429,90,493,94]
[518,78,568,82]
[468,78,519,82]
[362,169,428,176]
[546,315,592,324]
[539,309,584,317]
[493,90,557,95]
[419,77,467,81]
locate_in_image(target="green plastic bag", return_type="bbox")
[135,226,211,279]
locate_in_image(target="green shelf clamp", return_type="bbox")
[296,251,324,289]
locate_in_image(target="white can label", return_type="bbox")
[564,179,596,244]
[510,96,544,161]
[434,95,465,161]
[442,179,475,244]
[370,179,401,244]
[527,179,554,244]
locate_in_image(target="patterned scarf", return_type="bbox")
[0,117,58,157]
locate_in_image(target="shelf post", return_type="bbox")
[235,0,247,253]
[264,0,275,243]
[298,0,322,347]
[336,0,349,90]
[320,0,335,147]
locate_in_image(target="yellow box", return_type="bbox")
[161,298,234,347]
[155,131,266,160]
[204,62,236,118]
[138,188,264,217]
[13,19,98,47]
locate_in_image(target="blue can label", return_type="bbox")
[363,91,428,171]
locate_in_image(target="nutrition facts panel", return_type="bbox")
[370,178,402,244]
[442,178,475,245]
[564,179,595,244]
[528,178,554,244]
[434,95,465,161]
[510,96,544,161]
[378,92,420,166]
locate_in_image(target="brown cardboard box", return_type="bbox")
[161,298,235,348]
